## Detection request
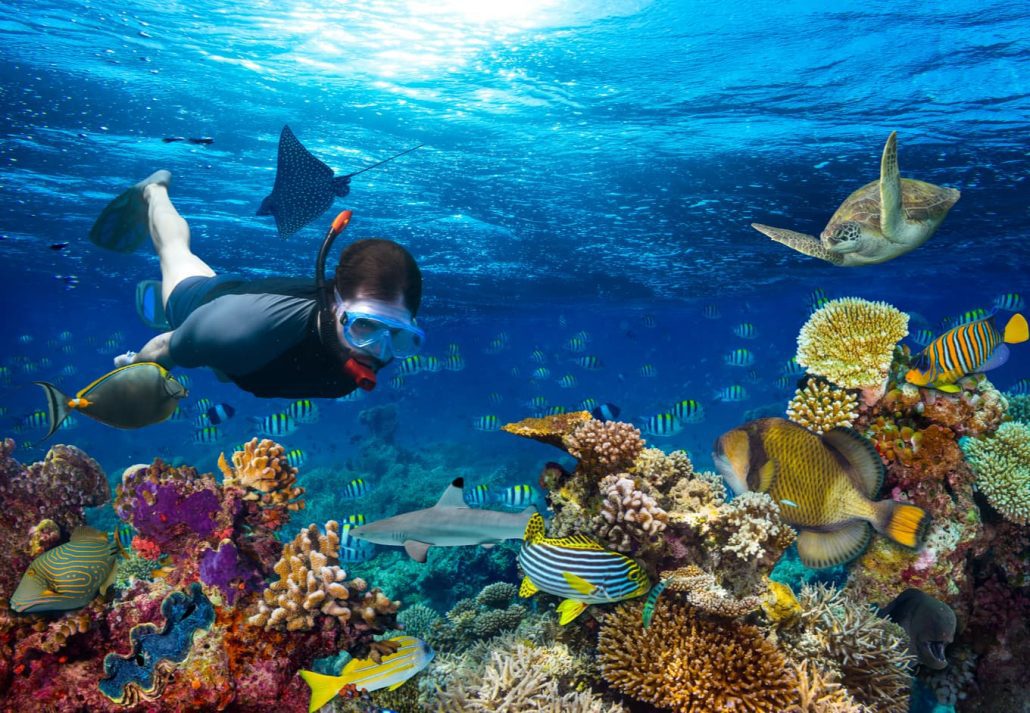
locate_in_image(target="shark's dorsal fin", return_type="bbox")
[434,478,469,509]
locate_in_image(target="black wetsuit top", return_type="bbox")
[168,278,357,399]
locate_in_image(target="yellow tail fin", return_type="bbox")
[874,500,930,549]
[1003,313,1028,344]
[299,669,346,713]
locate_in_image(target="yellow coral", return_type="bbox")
[600,600,797,712]
[786,380,859,434]
[218,438,304,511]
[502,411,593,449]
[796,297,908,393]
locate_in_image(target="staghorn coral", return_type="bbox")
[700,492,796,592]
[961,421,1030,525]
[248,521,399,635]
[775,584,914,713]
[218,437,304,530]
[563,419,645,475]
[434,636,626,713]
[593,474,668,552]
[501,411,594,450]
[786,379,859,434]
[786,659,864,713]
[599,599,797,712]
[657,564,762,618]
[796,297,908,400]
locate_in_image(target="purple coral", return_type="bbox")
[130,480,220,546]
[199,540,265,605]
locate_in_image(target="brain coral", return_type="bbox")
[961,421,1030,525]
[796,297,908,394]
[786,379,859,435]
[599,600,797,712]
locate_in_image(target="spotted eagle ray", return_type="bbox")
[257,125,422,239]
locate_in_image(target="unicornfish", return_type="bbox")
[257,124,422,239]
[517,513,650,625]
[10,526,132,613]
[714,417,931,569]
[299,635,434,712]
[34,362,188,440]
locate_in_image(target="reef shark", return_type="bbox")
[349,478,535,563]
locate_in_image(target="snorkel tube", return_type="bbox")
[315,210,377,391]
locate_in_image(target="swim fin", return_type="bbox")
[89,170,171,253]
[135,280,170,330]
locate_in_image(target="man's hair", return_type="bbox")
[334,238,422,316]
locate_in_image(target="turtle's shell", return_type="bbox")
[826,178,960,236]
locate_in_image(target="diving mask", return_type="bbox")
[335,293,425,360]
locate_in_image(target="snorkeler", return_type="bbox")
[88,171,424,399]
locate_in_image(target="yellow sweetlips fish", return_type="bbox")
[34,362,187,440]
[299,635,434,712]
[11,526,132,613]
[517,513,650,624]
[713,418,930,569]
[905,312,1028,393]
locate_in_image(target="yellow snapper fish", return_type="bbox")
[34,362,187,440]
[713,418,930,569]
[517,513,650,624]
[905,312,1028,393]
[11,526,132,613]
[299,635,434,712]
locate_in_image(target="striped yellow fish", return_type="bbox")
[517,513,650,625]
[10,526,130,613]
[906,313,1028,392]
[299,635,433,712]
[714,418,930,569]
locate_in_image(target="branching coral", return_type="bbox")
[657,565,762,618]
[700,492,796,590]
[796,297,908,399]
[786,660,864,713]
[593,474,668,552]
[631,447,694,491]
[218,437,304,530]
[961,421,1030,525]
[563,420,645,474]
[397,603,441,641]
[248,521,398,634]
[775,584,914,713]
[787,379,859,434]
[599,600,797,712]
[427,584,527,651]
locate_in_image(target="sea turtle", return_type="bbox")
[752,132,960,266]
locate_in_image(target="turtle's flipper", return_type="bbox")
[879,131,904,242]
[751,223,845,266]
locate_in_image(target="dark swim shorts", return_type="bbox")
[165,274,245,329]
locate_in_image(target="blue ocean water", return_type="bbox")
[0,1,1028,710]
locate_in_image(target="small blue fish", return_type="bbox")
[993,293,1025,312]
[496,484,544,512]
[639,364,657,377]
[641,412,682,437]
[288,399,319,424]
[253,412,296,437]
[341,478,371,501]
[285,449,306,469]
[558,374,577,388]
[671,399,704,424]
[472,415,500,432]
[192,426,221,445]
[591,402,621,422]
[464,483,492,507]
[781,357,805,376]
[733,323,757,339]
[713,385,749,402]
[724,348,755,367]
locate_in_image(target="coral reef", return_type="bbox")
[1006,393,1030,423]
[501,411,593,449]
[562,419,645,474]
[593,473,668,553]
[961,421,1030,525]
[786,378,859,434]
[600,600,797,712]
[218,437,304,531]
[422,582,527,652]
[796,297,908,401]
[249,521,399,636]
[0,440,109,600]
[786,659,863,713]
[657,564,762,618]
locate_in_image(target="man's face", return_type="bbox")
[335,292,415,369]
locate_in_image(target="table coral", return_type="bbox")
[796,297,908,402]
[786,379,859,434]
[599,600,797,712]
[501,411,593,450]
[249,521,399,635]
[961,421,1030,525]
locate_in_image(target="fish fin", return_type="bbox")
[556,599,588,625]
[403,540,431,563]
[386,680,406,691]
[935,383,962,393]
[135,280,170,331]
[562,571,597,596]
[98,563,118,596]
[298,669,346,713]
[41,588,60,597]
[872,500,930,549]
[822,427,885,498]
[70,526,108,543]
[978,344,1010,372]
[756,459,778,492]
[1003,313,1028,344]
[796,523,872,569]
[481,543,495,549]
[522,512,546,544]
[434,478,468,508]
[519,576,539,598]
[879,131,904,240]
[546,534,605,551]
[33,381,71,441]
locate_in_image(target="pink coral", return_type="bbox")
[593,474,668,552]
